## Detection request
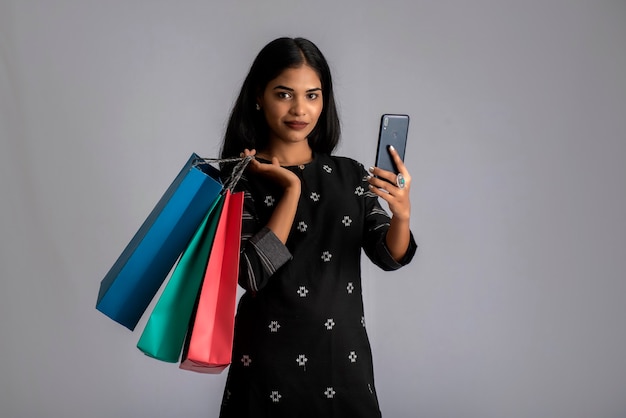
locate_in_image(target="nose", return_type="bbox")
[290,97,305,116]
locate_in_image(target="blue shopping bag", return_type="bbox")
[96,153,223,330]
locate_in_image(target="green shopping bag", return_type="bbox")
[136,194,225,362]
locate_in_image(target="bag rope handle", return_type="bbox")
[192,155,254,192]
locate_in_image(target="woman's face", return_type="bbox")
[258,64,323,147]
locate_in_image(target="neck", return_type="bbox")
[259,142,313,166]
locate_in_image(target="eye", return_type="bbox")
[307,93,320,100]
[277,91,292,99]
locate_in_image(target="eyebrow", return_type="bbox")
[273,85,322,93]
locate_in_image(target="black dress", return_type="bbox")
[220,153,417,418]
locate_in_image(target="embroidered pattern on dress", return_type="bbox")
[321,251,332,262]
[323,164,332,173]
[297,221,308,232]
[264,195,275,207]
[268,321,280,333]
[354,186,365,196]
[297,286,309,297]
[324,318,335,330]
[241,354,252,367]
[310,192,320,202]
[342,216,352,227]
[324,387,336,399]
[270,391,282,403]
[347,282,354,294]
[348,351,358,363]
[296,354,308,368]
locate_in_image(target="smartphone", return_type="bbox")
[375,114,409,174]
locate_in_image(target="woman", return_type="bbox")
[219,37,417,418]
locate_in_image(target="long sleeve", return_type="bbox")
[359,166,417,271]
[237,188,292,293]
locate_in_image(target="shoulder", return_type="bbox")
[320,154,367,175]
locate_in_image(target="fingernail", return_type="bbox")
[369,166,375,173]
[389,145,395,151]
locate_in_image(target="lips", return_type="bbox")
[284,121,309,130]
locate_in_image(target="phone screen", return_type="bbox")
[375,114,409,174]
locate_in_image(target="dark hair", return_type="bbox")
[220,37,341,159]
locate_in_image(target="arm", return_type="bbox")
[386,216,411,261]
[235,149,301,292]
[242,149,301,243]
[367,145,412,261]
[266,183,300,243]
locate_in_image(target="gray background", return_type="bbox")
[1,1,625,417]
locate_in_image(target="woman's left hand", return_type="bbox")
[367,145,411,222]
[367,145,412,261]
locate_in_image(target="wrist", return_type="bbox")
[284,181,301,195]
[391,212,410,225]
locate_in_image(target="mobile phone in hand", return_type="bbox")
[374,114,409,174]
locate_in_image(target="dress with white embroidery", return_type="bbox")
[219,154,417,418]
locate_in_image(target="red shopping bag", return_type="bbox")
[179,189,244,373]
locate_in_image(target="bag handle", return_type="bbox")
[192,155,253,192]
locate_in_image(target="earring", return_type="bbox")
[255,103,261,111]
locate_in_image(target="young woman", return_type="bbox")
[219,37,417,418]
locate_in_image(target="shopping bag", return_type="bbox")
[96,153,223,330]
[179,189,244,374]
[136,195,224,362]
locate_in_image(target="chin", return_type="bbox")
[284,133,313,143]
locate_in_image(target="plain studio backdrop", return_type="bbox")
[1,1,625,417]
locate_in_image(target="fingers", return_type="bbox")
[240,149,257,157]
[239,150,301,189]
[240,149,265,173]
[369,164,396,185]
[368,145,412,211]
[386,145,412,184]
[367,166,412,222]
[367,171,408,197]
[388,145,409,176]
[368,169,411,194]
[367,169,391,192]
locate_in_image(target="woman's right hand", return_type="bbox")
[243,149,301,190]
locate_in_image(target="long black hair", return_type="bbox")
[220,37,341,159]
